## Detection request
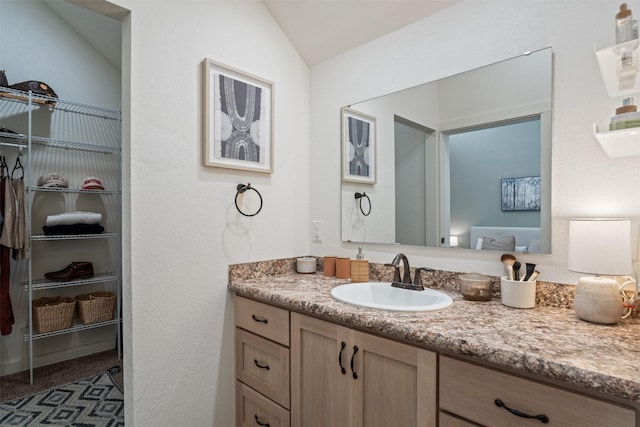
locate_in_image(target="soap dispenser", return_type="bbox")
[350,247,370,283]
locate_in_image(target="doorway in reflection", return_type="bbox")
[444,116,541,250]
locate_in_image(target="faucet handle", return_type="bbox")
[413,267,434,290]
[384,263,401,283]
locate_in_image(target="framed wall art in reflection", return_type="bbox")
[341,107,376,184]
[501,176,541,211]
[202,58,274,173]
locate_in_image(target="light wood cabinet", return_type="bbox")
[440,356,636,427]
[235,297,290,427]
[290,312,437,427]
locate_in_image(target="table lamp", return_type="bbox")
[568,218,632,324]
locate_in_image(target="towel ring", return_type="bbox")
[235,183,263,217]
[354,192,371,216]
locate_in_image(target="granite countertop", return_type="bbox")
[228,271,640,406]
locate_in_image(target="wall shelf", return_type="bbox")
[594,40,640,157]
[593,124,640,157]
[595,39,640,97]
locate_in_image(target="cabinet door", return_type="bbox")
[290,313,349,427]
[350,330,437,427]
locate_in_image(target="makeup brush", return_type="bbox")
[527,270,540,282]
[513,261,521,281]
[523,263,536,281]
[500,254,516,280]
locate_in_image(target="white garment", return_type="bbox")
[45,211,102,227]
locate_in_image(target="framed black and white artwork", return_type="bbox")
[202,59,273,173]
[501,176,541,211]
[341,107,376,184]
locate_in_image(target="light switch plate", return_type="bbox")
[312,220,323,242]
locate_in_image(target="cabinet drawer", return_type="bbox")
[439,411,480,427]
[236,381,290,427]
[236,296,289,346]
[236,328,290,408]
[440,356,635,427]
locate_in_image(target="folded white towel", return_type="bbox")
[46,211,102,227]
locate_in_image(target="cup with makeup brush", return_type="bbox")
[501,274,537,309]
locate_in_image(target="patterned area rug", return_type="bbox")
[0,366,123,426]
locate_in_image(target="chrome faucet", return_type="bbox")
[385,253,432,291]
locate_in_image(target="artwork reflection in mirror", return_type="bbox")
[341,47,552,254]
[341,107,377,184]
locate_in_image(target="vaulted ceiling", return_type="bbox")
[44,0,459,69]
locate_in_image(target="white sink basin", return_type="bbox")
[330,282,453,312]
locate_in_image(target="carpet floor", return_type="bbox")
[0,350,122,403]
[0,366,123,426]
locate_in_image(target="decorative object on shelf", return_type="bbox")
[235,183,263,217]
[80,176,105,190]
[37,172,68,188]
[568,218,637,324]
[32,296,75,334]
[75,291,116,324]
[610,97,640,130]
[500,176,541,211]
[341,107,376,184]
[44,261,94,282]
[202,59,273,173]
[354,191,371,216]
[0,70,58,106]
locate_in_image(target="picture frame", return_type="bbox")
[202,58,274,173]
[501,176,541,211]
[341,107,376,184]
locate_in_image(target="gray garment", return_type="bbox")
[12,177,28,260]
[0,176,15,248]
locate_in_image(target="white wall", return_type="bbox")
[310,1,640,284]
[113,1,310,426]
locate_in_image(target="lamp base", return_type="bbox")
[574,276,624,325]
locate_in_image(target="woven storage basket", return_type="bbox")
[32,297,75,334]
[76,291,116,324]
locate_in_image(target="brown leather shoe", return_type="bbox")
[44,262,94,281]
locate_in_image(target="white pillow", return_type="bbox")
[475,237,483,250]
[481,235,516,251]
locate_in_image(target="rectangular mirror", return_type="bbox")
[341,47,552,254]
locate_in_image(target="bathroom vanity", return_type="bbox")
[230,268,640,427]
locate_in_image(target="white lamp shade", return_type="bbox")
[568,218,632,276]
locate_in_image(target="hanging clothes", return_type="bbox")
[12,158,28,260]
[0,167,14,335]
